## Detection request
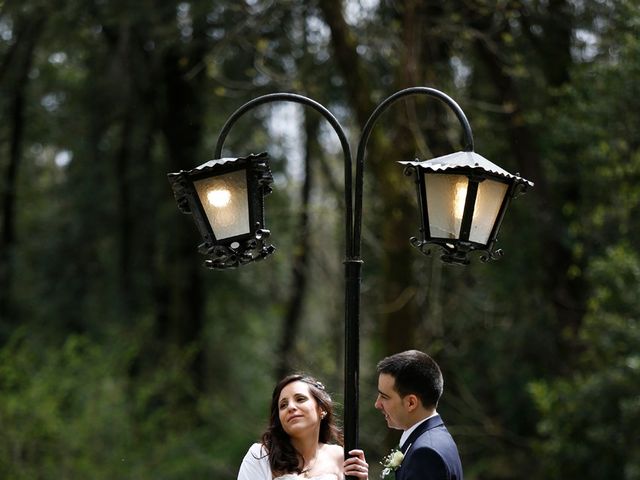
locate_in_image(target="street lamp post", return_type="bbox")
[167,87,532,479]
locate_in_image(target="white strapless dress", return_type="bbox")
[238,443,343,480]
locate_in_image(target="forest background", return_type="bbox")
[1,0,639,478]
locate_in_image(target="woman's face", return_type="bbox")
[277,381,324,438]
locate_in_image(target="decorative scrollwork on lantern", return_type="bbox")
[199,228,275,270]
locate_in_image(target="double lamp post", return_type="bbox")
[167,87,533,470]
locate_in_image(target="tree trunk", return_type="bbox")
[0,14,45,326]
[154,40,208,391]
[317,0,376,127]
[319,0,455,357]
[473,6,587,345]
[276,112,318,378]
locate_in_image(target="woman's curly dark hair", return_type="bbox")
[260,373,343,475]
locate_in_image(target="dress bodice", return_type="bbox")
[238,443,343,480]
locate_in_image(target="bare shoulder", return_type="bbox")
[322,443,344,461]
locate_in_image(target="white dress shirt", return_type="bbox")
[400,411,439,450]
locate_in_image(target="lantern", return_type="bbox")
[401,151,533,264]
[167,152,274,269]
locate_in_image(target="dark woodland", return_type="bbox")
[1,0,639,478]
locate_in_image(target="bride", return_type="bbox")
[237,374,368,480]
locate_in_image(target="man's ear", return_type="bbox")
[404,394,420,412]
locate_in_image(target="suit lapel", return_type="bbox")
[395,416,444,480]
[400,414,444,453]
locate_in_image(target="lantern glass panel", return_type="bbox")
[469,178,509,245]
[193,169,250,240]
[425,173,469,239]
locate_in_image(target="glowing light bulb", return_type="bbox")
[207,188,231,208]
[453,180,468,221]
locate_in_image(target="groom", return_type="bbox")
[375,350,463,479]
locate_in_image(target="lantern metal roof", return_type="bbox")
[400,151,534,189]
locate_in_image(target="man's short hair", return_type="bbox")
[376,349,444,408]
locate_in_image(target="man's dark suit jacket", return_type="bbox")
[395,414,463,480]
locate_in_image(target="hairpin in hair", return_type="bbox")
[300,376,326,391]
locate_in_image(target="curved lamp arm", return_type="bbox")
[353,87,475,256]
[214,92,354,257]
[214,94,362,471]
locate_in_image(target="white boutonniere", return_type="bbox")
[380,445,408,478]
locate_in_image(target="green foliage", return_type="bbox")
[528,14,640,476]
[0,327,235,479]
[531,246,640,479]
